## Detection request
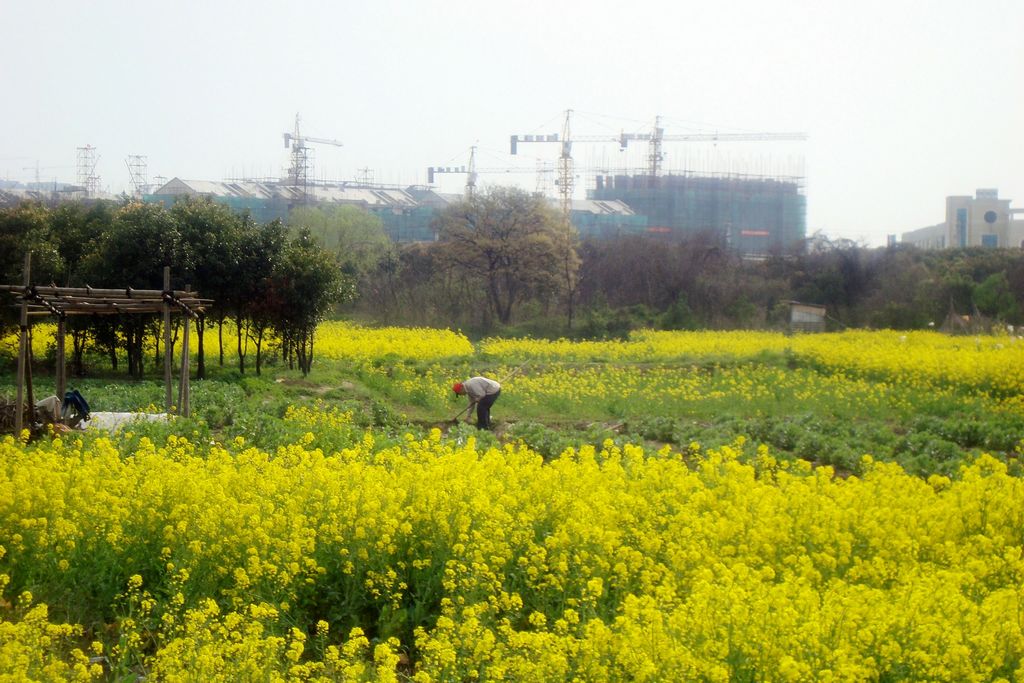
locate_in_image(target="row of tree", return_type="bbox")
[3,188,1023,380]
[360,189,1024,335]
[0,199,349,377]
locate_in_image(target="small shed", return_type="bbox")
[786,301,827,333]
[1,254,209,435]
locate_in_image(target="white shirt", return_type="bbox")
[462,376,500,402]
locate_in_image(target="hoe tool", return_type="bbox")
[446,363,528,424]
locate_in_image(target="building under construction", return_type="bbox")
[507,111,809,255]
[145,178,444,242]
[589,172,806,254]
[143,114,808,253]
[145,172,805,252]
[144,177,644,244]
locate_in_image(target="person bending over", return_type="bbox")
[453,376,501,430]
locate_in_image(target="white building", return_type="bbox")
[902,189,1024,249]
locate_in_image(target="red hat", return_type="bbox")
[452,382,464,394]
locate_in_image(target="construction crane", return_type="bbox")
[22,163,74,190]
[282,113,343,198]
[620,115,808,177]
[427,146,552,198]
[511,110,807,218]
[511,110,619,220]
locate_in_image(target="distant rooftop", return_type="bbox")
[149,178,638,215]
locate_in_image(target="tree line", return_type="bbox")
[0,199,349,377]
[3,188,1023,380]
[359,189,1024,336]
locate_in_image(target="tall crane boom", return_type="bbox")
[283,113,343,150]
[22,163,73,189]
[426,146,479,198]
[511,111,809,212]
[621,115,808,176]
[510,110,589,220]
[283,132,343,148]
[283,113,343,200]
[428,145,552,198]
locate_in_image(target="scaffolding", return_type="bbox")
[590,172,806,254]
[126,154,149,196]
[76,145,100,197]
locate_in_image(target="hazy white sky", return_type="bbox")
[2,0,1021,246]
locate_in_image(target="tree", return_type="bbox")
[0,203,60,331]
[49,201,114,286]
[288,205,391,281]
[81,202,182,377]
[434,187,567,327]
[272,229,352,375]
[859,247,937,328]
[49,201,115,375]
[974,272,1021,323]
[554,219,582,329]
[576,232,752,330]
[356,242,464,326]
[172,197,247,377]
[226,219,287,374]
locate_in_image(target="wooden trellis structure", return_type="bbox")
[1,254,210,435]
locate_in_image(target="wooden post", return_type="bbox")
[178,286,192,417]
[25,327,34,423]
[179,321,191,418]
[56,314,66,405]
[14,253,30,436]
[163,267,172,414]
[183,289,191,417]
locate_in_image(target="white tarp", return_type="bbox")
[82,412,170,432]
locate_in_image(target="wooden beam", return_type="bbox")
[26,290,62,316]
[24,308,206,318]
[170,297,202,321]
[19,300,207,313]
[0,284,198,298]
[24,307,160,315]
[31,296,168,305]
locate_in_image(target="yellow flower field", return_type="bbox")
[3,324,1024,679]
[7,322,1023,395]
[479,329,792,363]
[1,320,473,368]
[480,328,1024,395]
[788,330,1024,396]
[311,322,473,361]
[2,420,1023,680]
